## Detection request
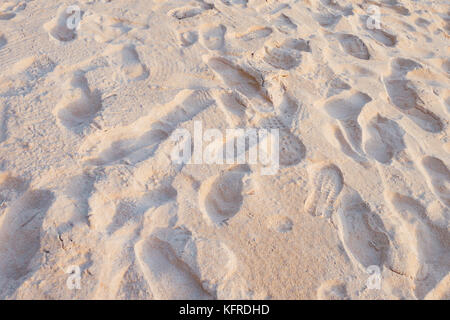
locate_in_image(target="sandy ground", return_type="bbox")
[0,0,449,300]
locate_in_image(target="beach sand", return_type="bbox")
[0,0,449,299]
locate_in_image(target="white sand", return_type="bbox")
[0,0,449,299]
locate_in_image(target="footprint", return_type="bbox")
[0,33,7,49]
[272,14,297,34]
[420,156,450,207]
[380,0,410,16]
[261,38,310,71]
[235,26,273,41]
[216,91,248,127]
[0,56,56,97]
[206,56,272,111]
[314,13,341,28]
[257,116,305,166]
[0,32,8,49]
[199,165,249,226]
[383,192,447,281]
[384,79,443,133]
[55,71,102,130]
[80,13,135,44]
[63,173,95,227]
[44,6,81,42]
[326,78,351,98]
[367,27,397,47]
[323,91,372,155]
[384,58,443,133]
[304,163,344,218]
[360,15,397,47]
[336,189,389,270]
[321,0,353,16]
[179,31,198,47]
[0,102,7,143]
[337,34,370,60]
[415,18,431,29]
[105,44,149,81]
[424,273,450,300]
[136,185,178,214]
[221,0,248,6]
[0,172,27,215]
[0,189,54,283]
[363,114,405,164]
[168,3,213,20]
[200,24,226,51]
[135,235,212,299]
[323,124,366,163]
[0,12,15,20]
[187,237,239,297]
[84,90,215,166]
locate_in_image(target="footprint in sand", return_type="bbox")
[384,79,443,133]
[216,91,249,127]
[257,116,305,166]
[44,5,81,42]
[323,91,372,156]
[206,56,272,112]
[0,102,7,143]
[0,33,7,49]
[221,0,248,6]
[179,31,198,47]
[135,225,240,299]
[419,156,450,208]
[378,0,410,16]
[135,235,212,299]
[168,2,213,20]
[105,44,149,81]
[304,163,344,218]
[337,34,370,60]
[368,28,397,47]
[83,90,215,166]
[260,38,310,71]
[321,0,353,16]
[362,19,397,47]
[199,165,249,226]
[200,24,226,51]
[363,114,405,164]
[384,58,444,133]
[424,273,450,300]
[272,13,297,34]
[336,188,389,270]
[314,13,341,29]
[0,11,15,20]
[235,26,273,41]
[55,71,102,131]
[0,172,28,216]
[0,189,54,286]
[383,192,448,282]
[169,7,202,19]
[0,56,56,97]
[323,123,366,163]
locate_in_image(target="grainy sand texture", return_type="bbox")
[0,0,449,300]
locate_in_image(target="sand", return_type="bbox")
[0,0,449,300]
